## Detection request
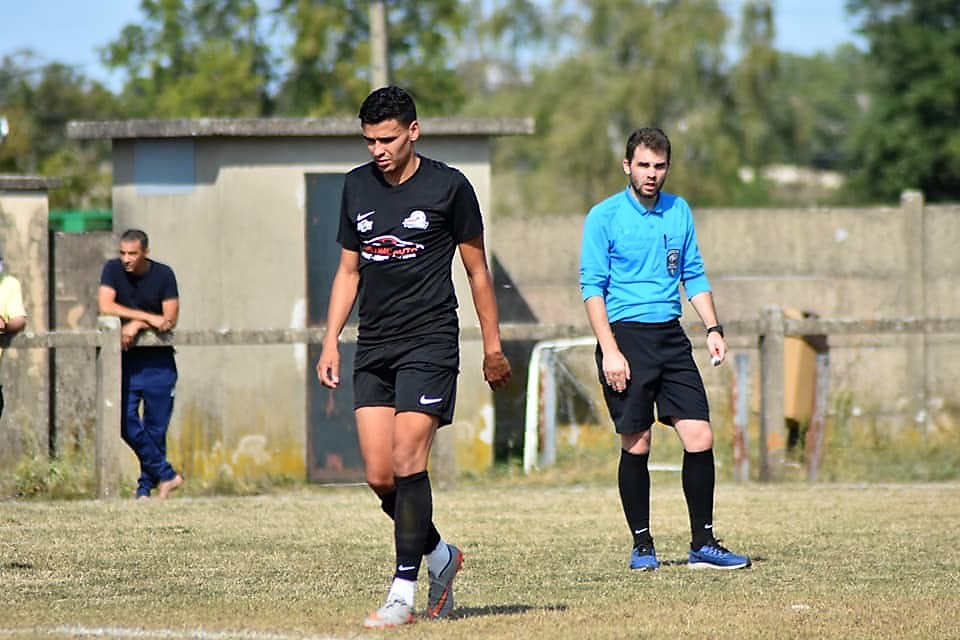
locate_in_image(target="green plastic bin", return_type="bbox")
[49,209,113,232]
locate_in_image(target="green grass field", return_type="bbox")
[2,476,959,639]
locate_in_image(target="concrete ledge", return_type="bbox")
[0,174,60,191]
[67,117,536,140]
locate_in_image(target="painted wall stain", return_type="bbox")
[171,402,305,485]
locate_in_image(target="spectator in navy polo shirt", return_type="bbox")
[99,229,183,500]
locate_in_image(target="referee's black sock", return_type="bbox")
[393,471,432,582]
[619,449,653,548]
[379,489,442,555]
[682,448,716,550]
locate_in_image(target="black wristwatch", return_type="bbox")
[706,324,724,338]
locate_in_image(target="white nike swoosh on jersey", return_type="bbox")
[358,210,375,220]
[419,395,443,405]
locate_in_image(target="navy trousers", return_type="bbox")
[121,349,178,497]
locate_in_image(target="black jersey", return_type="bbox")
[337,156,484,346]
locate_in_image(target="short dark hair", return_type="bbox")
[358,86,418,127]
[121,228,149,249]
[625,127,671,164]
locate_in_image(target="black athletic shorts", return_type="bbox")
[353,338,459,427]
[596,319,710,434]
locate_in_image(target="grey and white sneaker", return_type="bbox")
[363,597,414,628]
[426,543,463,619]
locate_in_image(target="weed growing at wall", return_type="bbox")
[12,448,95,499]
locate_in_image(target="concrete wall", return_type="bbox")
[108,136,496,485]
[490,194,960,439]
[0,180,50,472]
[50,231,118,463]
[7,184,958,488]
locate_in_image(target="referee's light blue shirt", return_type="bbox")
[579,187,711,323]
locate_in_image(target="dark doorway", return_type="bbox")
[305,173,363,482]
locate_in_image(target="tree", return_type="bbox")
[772,45,871,171]
[0,52,119,207]
[101,0,273,117]
[272,0,469,116]
[463,0,745,216]
[845,0,960,202]
[731,0,782,167]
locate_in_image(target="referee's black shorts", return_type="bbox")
[595,319,710,434]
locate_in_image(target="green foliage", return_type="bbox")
[845,0,960,202]
[0,54,118,206]
[12,446,95,500]
[270,0,371,115]
[731,0,782,166]
[770,46,872,171]
[272,0,469,116]
[0,0,896,211]
[101,0,273,117]
[471,0,749,216]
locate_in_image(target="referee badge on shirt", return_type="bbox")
[666,248,680,276]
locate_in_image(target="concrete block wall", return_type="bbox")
[0,177,51,475]
[490,196,960,435]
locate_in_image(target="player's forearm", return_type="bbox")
[100,300,163,326]
[323,271,359,348]
[468,269,504,355]
[584,296,619,355]
[689,291,719,329]
[161,300,179,330]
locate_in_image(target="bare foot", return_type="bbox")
[157,474,184,499]
[136,495,151,501]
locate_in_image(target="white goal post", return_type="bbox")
[522,336,597,473]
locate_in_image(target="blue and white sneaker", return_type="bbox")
[688,538,751,570]
[629,541,660,571]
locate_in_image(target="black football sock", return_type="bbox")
[379,489,442,555]
[682,448,716,550]
[619,449,653,548]
[393,471,432,582]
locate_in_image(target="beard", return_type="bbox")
[630,175,662,200]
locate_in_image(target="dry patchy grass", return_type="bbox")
[1,478,959,639]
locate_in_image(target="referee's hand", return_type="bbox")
[483,351,512,390]
[602,350,631,393]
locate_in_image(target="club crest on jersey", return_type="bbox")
[666,248,680,276]
[356,210,375,233]
[402,210,429,230]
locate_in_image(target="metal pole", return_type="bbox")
[541,349,557,467]
[370,1,389,90]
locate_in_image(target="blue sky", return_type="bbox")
[1,0,864,92]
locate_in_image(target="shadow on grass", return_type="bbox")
[450,603,569,619]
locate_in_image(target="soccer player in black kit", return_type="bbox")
[316,86,512,628]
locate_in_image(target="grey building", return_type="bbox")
[67,117,533,488]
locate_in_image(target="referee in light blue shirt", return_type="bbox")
[579,127,750,571]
